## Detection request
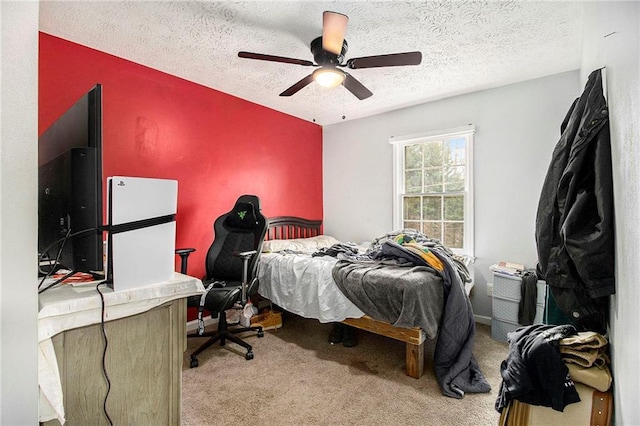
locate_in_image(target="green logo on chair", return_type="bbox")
[238,211,247,220]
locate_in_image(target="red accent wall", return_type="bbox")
[39,33,323,299]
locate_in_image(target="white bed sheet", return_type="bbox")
[257,252,365,323]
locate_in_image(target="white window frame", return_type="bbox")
[389,125,475,256]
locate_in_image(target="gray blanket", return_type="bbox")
[430,249,491,398]
[332,262,444,339]
[331,236,491,398]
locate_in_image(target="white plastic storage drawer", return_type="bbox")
[492,295,544,324]
[493,272,547,305]
[493,273,522,299]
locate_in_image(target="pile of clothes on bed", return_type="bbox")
[319,229,491,399]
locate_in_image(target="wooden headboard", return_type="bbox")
[266,216,322,240]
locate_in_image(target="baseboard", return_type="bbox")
[474,314,491,326]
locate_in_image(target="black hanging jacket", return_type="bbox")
[535,69,615,332]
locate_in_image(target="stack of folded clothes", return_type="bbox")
[559,331,612,393]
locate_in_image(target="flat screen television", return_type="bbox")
[38,84,104,276]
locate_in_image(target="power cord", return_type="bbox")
[96,282,114,426]
[38,270,77,295]
[39,226,113,423]
[38,226,72,291]
[38,226,102,293]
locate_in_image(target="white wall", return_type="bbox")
[0,1,39,424]
[581,2,640,424]
[1,2,633,424]
[323,71,579,320]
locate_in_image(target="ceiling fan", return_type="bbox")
[238,11,422,100]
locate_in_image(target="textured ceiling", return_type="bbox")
[39,1,584,125]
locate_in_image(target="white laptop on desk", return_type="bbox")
[107,176,177,291]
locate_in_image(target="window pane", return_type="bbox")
[423,184,442,193]
[444,166,465,191]
[422,196,442,220]
[444,222,464,248]
[424,140,443,167]
[405,170,422,193]
[405,144,423,169]
[403,197,421,220]
[446,137,466,166]
[444,196,464,221]
[423,168,442,191]
[403,221,421,233]
[423,222,442,240]
[445,181,465,192]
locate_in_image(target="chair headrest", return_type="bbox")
[223,201,258,229]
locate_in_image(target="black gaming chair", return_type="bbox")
[177,195,268,368]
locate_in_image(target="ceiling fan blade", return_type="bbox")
[322,11,348,55]
[343,73,373,100]
[280,74,315,97]
[345,51,422,69]
[238,51,315,67]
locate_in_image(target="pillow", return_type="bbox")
[262,235,340,253]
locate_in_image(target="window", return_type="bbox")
[390,125,474,255]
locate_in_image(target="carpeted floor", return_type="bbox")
[182,311,509,425]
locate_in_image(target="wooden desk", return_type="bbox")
[39,274,203,425]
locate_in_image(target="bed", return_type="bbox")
[259,217,429,379]
[257,217,491,398]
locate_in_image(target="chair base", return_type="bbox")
[187,312,264,367]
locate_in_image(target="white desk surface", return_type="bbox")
[38,272,204,342]
[38,272,204,424]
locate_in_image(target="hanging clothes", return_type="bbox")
[535,69,615,334]
[518,270,539,326]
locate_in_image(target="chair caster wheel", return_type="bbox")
[190,358,199,368]
[245,351,254,360]
[257,330,264,338]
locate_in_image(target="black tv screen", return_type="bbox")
[38,85,103,275]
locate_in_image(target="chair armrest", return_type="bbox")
[176,247,196,274]
[235,250,257,260]
[233,250,257,304]
[176,248,196,256]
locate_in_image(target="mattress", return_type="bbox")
[257,252,365,323]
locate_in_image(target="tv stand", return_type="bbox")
[38,273,203,424]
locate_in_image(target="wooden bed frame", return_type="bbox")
[265,216,323,240]
[264,216,426,379]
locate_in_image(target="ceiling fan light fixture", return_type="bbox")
[240,11,419,100]
[322,11,349,55]
[313,68,345,88]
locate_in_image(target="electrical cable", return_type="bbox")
[38,270,77,294]
[96,282,114,426]
[38,226,72,291]
[38,222,112,420]
[38,226,102,291]
[38,226,101,271]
